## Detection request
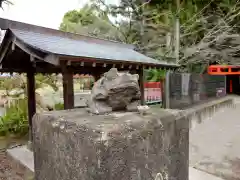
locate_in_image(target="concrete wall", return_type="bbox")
[185,97,234,131]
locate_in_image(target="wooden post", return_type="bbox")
[230,79,233,93]
[160,78,166,108]
[165,71,170,108]
[27,69,36,141]
[224,75,227,95]
[175,0,180,64]
[61,62,74,109]
[138,67,145,105]
[93,73,101,82]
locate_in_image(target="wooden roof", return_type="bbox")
[0,18,178,73]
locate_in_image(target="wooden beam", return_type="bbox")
[61,62,74,109]
[27,67,36,141]
[93,73,102,82]
[44,54,59,65]
[59,56,179,69]
[0,35,13,63]
[11,37,16,51]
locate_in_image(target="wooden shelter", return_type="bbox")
[0,18,178,134]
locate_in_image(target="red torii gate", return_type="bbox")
[208,65,240,94]
[208,65,240,75]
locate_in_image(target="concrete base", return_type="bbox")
[6,146,224,180]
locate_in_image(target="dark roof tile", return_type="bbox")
[10,28,177,67]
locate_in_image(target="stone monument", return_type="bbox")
[86,68,141,114]
[32,68,189,180]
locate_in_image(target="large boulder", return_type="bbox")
[86,68,141,114]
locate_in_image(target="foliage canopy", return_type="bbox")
[60,0,240,72]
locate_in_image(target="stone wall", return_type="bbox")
[32,96,234,180]
[32,108,189,180]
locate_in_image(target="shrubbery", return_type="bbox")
[54,102,64,110]
[0,99,28,137]
[0,100,65,137]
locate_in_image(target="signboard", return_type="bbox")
[216,88,226,97]
[144,82,162,104]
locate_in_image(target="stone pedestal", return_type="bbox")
[32,108,189,180]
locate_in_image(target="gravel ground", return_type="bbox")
[0,150,25,180]
[0,138,28,180]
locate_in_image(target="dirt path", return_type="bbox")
[0,150,26,180]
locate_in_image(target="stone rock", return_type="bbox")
[137,105,150,115]
[86,68,141,114]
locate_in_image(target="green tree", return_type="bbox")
[59,4,122,41]
[0,73,58,110]
[0,73,59,136]
[60,0,240,73]
[0,0,12,9]
[100,0,240,69]
[181,0,240,70]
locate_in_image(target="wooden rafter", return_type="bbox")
[0,32,14,63]
[14,38,45,61]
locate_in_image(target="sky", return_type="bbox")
[0,0,93,29]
